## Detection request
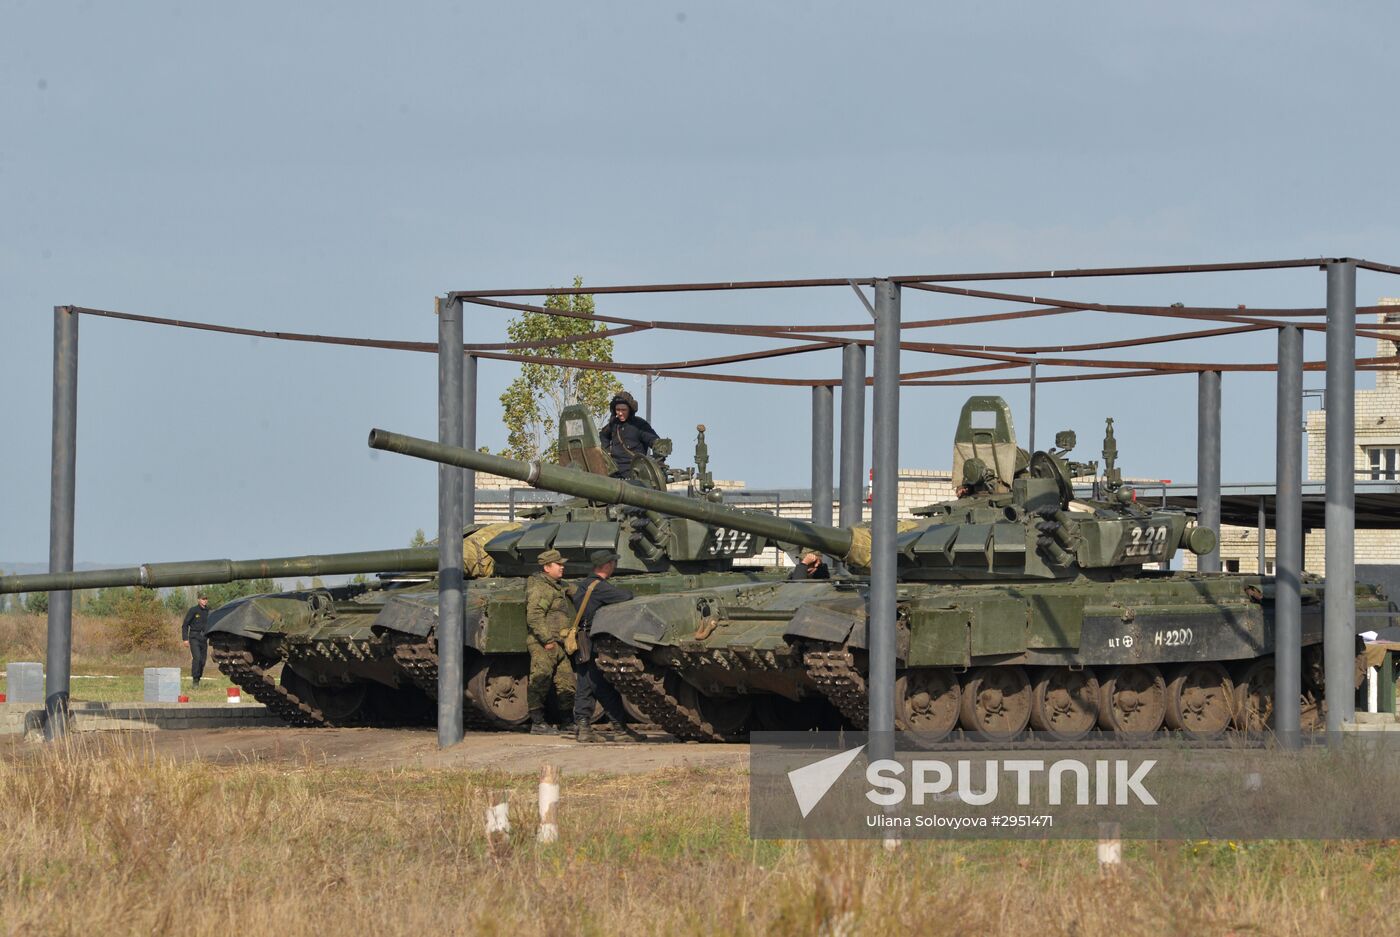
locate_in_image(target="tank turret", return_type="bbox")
[466,405,773,576]
[369,395,1216,583]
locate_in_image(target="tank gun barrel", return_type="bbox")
[368,428,856,561]
[0,548,440,595]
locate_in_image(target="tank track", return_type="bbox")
[593,636,734,742]
[209,635,328,728]
[803,647,869,729]
[389,636,513,732]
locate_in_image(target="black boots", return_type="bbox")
[575,720,601,743]
[529,709,556,735]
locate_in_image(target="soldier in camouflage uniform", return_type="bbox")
[525,548,576,734]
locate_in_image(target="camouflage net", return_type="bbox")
[842,520,921,571]
[462,522,522,578]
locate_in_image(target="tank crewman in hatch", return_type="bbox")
[787,551,831,581]
[598,391,660,479]
[570,549,647,743]
[525,549,577,734]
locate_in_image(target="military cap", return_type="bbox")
[589,549,620,567]
[538,548,566,566]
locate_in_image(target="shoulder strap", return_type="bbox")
[570,579,603,630]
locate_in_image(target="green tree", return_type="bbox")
[109,587,170,653]
[88,585,132,617]
[200,579,278,608]
[409,528,428,548]
[163,587,191,616]
[24,592,48,614]
[498,277,623,461]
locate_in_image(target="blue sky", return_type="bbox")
[3,1,1399,563]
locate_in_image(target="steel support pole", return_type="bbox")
[1324,261,1357,732]
[463,353,477,525]
[1196,370,1222,573]
[437,298,466,748]
[1275,324,1303,748]
[645,373,654,423]
[811,385,834,527]
[839,343,866,527]
[1257,496,1266,575]
[45,306,78,740]
[869,280,900,754]
[1027,360,1037,455]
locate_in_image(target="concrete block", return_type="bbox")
[143,667,181,703]
[7,662,44,703]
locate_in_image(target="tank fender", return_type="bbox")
[204,597,279,639]
[372,591,484,645]
[590,599,675,649]
[785,594,867,647]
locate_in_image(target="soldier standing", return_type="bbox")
[180,593,212,687]
[525,549,576,734]
[571,550,646,743]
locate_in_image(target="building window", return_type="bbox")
[1265,558,1275,575]
[1224,559,1240,573]
[1367,447,1398,481]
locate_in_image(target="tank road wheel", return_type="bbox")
[1097,664,1167,738]
[1231,657,1275,733]
[1029,668,1099,741]
[672,679,752,740]
[958,666,1031,741]
[895,669,960,744]
[466,656,530,728]
[1164,662,1234,739]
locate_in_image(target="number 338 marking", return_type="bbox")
[708,527,753,555]
[1125,525,1168,558]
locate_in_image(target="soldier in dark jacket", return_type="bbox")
[599,392,660,479]
[525,549,576,734]
[571,550,646,743]
[181,593,212,686]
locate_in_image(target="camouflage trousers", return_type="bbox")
[527,640,576,715]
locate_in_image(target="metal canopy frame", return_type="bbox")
[41,256,1400,748]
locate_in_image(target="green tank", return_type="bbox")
[0,407,787,729]
[192,404,786,728]
[0,549,445,727]
[369,396,1393,742]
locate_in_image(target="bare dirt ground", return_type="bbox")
[0,726,750,775]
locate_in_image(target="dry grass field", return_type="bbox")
[3,734,1397,937]
[0,612,237,702]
